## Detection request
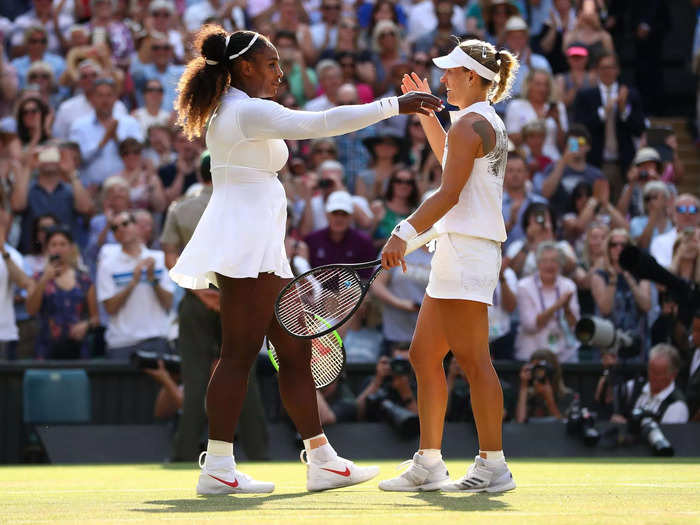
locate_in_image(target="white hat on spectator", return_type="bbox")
[325,191,354,214]
[504,16,528,33]
[149,0,175,14]
[633,147,662,166]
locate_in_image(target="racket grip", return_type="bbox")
[405,226,439,255]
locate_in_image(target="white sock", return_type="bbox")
[417,449,442,467]
[303,433,338,463]
[205,440,234,470]
[479,450,505,467]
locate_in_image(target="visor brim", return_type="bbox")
[432,55,461,69]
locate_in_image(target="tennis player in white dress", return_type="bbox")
[378,40,521,493]
[171,25,443,495]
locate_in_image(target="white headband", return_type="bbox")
[204,33,257,65]
[432,46,497,81]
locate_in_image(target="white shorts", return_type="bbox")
[426,233,501,304]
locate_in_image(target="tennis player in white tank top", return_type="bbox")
[171,26,443,495]
[379,40,521,493]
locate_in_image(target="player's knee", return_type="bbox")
[409,346,439,372]
[220,342,259,370]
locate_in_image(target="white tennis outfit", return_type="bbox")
[426,101,508,304]
[169,87,398,289]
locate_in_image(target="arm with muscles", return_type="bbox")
[370,268,419,311]
[102,261,144,315]
[381,115,486,270]
[237,91,442,141]
[401,73,447,165]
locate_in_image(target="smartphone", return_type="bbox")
[567,136,579,153]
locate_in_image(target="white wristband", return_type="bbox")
[377,96,399,118]
[392,220,417,242]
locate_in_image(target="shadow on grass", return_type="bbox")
[409,491,512,512]
[135,492,308,513]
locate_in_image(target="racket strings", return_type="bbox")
[268,331,344,388]
[277,267,364,336]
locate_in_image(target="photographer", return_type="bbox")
[143,358,184,421]
[611,344,689,424]
[516,349,575,423]
[316,377,358,425]
[356,350,417,421]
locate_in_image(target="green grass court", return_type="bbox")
[2,459,699,524]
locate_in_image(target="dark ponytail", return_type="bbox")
[174,25,268,139]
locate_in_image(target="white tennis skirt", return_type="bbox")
[426,233,501,304]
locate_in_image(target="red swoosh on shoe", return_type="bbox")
[320,466,351,477]
[208,474,239,488]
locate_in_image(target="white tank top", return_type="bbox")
[437,101,508,242]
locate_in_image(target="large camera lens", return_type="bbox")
[641,419,674,457]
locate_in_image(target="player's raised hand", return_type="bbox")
[401,72,432,95]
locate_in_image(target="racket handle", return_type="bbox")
[405,226,439,255]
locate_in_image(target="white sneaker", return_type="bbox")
[196,452,275,495]
[378,453,450,492]
[442,455,515,493]
[301,450,379,492]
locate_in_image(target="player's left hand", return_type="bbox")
[381,235,407,272]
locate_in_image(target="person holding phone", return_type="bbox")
[170,26,442,494]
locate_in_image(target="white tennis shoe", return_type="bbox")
[378,453,450,492]
[196,452,275,495]
[442,455,515,493]
[301,450,380,491]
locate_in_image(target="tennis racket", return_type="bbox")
[266,317,345,388]
[275,226,439,339]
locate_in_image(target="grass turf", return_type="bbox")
[2,459,699,524]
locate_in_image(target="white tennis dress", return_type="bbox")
[169,87,398,289]
[426,101,509,304]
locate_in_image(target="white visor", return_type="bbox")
[432,46,497,81]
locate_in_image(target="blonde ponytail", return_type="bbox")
[490,48,518,104]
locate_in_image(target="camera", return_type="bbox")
[627,408,674,456]
[575,317,640,358]
[318,178,335,189]
[638,170,649,181]
[566,395,600,447]
[366,388,419,438]
[534,210,546,225]
[131,351,181,374]
[390,357,411,376]
[530,360,554,385]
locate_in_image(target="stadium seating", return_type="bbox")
[23,369,91,424]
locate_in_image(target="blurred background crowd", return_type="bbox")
[1,0,699,461]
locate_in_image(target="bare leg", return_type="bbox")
[408,296,451,450]
[436,298,503,452]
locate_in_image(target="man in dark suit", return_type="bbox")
[572,51,646,199]
[684,311,700,421]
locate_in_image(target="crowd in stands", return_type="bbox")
[0,0,698,446]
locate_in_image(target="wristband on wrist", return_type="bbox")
[392,219,417,242]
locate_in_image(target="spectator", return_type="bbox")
[316,378,358,424]
[158,129,204,203]
[514,241,580,363]
[142,124,175,169]
[25,225,98,359]
[369,20,406,96]
[69,78,143,189]
[0,43,19,119]
[15,95,51,150]
[309,0,342,62]
[52,59,127,140]
[534,0,577,74]
[304,190,376,268]
[650,193,700,268]
[562,2,614,64]
[274,30,317,107]
[86,175,130,271]
[143,358,184,421]
[561,179,627,250]
[11,145,93,253]
[489,262,518,359]
[11,26,66,88]
[130,35,184,112]
[590,228,652,360]
[669,226,700,285]
[23,212,58,276]
[370,166,419,248]
[356,351,417,421]
[334,51,374,104]
[96,210,174,360]
[516,349,575,422]
[0,210,34,359]
[405,0,465,45]
[502,151,548,249]
[26,61,60,107]
[357,131,405,201]
[88,0,134,67]
[131,79,172,135]
[332,83,375,188]
[298,162,373,235]
[9,0,73,56]
[414,0,461,54]
[612,344,689,424]
[308,137,338,173]
[371,237,430,351]
[505,202,576,278]
[520,119,553,177]
[115,138,166,213]
[501,16,551,98]
[573,51,646,196]
[465,0,520,43]
[685,311,700,421]
[329,19,367,61]
[373,61,411,137]
[572,221,609,316]
[267,0,314,61]
[147,0,185,63]
[616,146,665,221]
[304,59,342,111]
[555,45,596,121]
[629,181,673,251]
[534,124,605,219]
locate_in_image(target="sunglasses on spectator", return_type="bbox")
[21,106,40,115]
[609,241,627,249]
[122,149,141,157]
[111,219,133,232]
[151,44,171,51]
[145,86,164,93]
[643,194,660,202]
[29,73,51,79]
[392,178,414,185]
[379,32,396,38]
[676,205,698,215]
